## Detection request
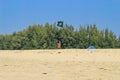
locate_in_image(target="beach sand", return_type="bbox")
[0,49,120,80]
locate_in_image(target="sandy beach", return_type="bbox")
[0,49,120,80]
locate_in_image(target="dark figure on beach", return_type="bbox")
[57,37,62,48]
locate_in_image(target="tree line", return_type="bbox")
[0,23,120,50]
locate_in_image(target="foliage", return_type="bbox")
[0,23,120,49]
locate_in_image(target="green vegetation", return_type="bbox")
[0,23,120,50]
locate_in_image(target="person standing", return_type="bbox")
[57,21,63,48]
[57,36,62,48]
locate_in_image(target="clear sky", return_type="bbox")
[0,0,120,36]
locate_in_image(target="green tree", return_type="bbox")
[0,23,120,49]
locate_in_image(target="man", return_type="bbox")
[57,36,62,48]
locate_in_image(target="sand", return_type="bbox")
[0,49,120,80]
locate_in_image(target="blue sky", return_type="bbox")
[0,0,120,36]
